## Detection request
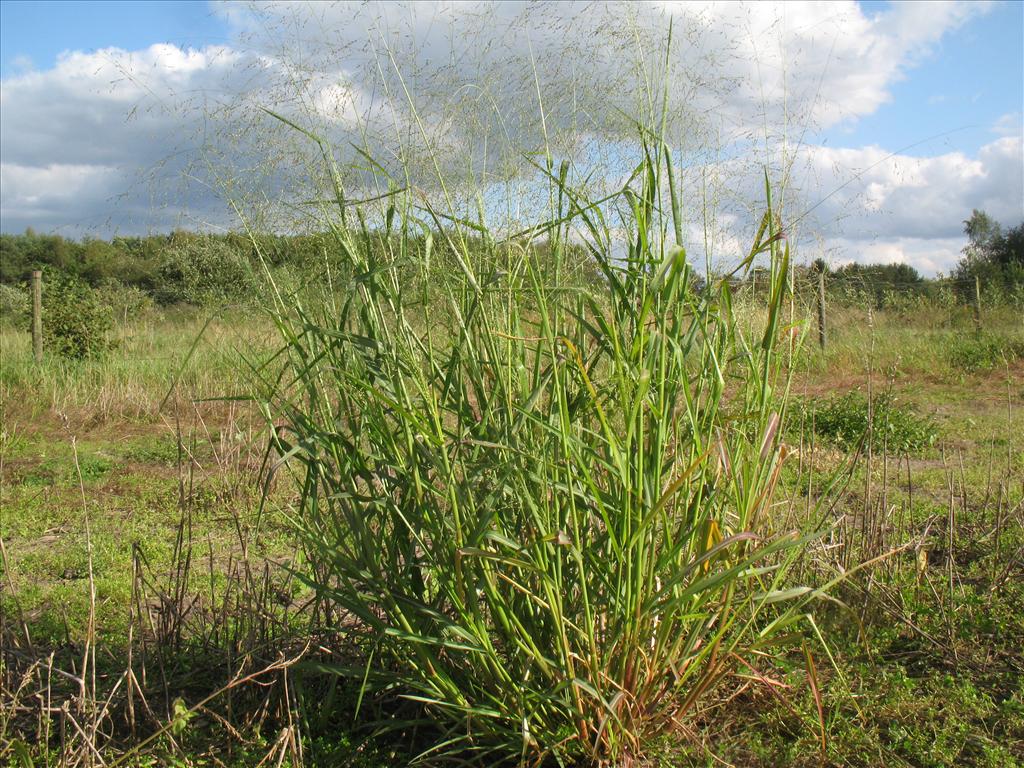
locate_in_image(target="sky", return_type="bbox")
[0,0,1021,275]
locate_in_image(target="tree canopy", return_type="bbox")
[954,209,1024,301]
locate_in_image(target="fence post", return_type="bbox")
[973,275,982,334]
[816,269,827,351]
[31,270,43,363]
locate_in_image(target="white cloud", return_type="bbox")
[823,236,967,276]
[797,135,1022,237]
[1,162,120,218]
[993,112,1023,137]
[785,135,1022,274]
[0,0,1017,276]
[647,131,1021,275]
[202,0,991,157]
[0,42,258,232]
[0,43,245,167]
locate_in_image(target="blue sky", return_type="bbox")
[0,1,232,77]
[1,1,1021,274]
[825,0,1023,157]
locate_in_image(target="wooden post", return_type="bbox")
[816,269,827,350]
[31,270,42,363]
[973,275,982,334]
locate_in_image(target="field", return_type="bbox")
[2,293,1022,766]
[1,0,1022,760]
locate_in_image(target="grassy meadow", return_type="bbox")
[1,44,1022,758]
[1,281,1022,765]
[1,0,1022,758]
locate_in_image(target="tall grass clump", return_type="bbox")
[253,103,821,762]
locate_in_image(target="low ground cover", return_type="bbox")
[2,298,1021,766]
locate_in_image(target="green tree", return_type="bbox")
[154,236,258,305]
[963,209,1001,248]
[954,211,1024,304]
[831,261,925,308]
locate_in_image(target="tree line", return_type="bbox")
[792,210,1022,309]
[0,229,344,306]
[1,209,1020,314]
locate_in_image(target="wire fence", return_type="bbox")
[4,267,1020,368]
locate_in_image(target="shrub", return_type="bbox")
[154,238,258,306]
[95,280,154,321]
[796,390,937,453]
[0,283,29,325]
[947,331,1024,373]
[40,274,113,360]
[262,120,820,765]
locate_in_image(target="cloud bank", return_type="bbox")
[1,0,1020,275]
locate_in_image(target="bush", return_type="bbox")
[947,331,1024,373]
[154,238,258,306]
[953,214,1024,305]
[796,390,937,453]
[0,283,29,325]
[40,274,113,360]
[95,280,154,321]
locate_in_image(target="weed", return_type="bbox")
[116,435,183,465]
[795,390,937,453]
[947,331,1024,373]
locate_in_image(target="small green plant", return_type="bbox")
[118,436,180,465]
[796,390,937,453]
[170,697,194,736]
[40,273,113,360]
[947,331,1024,373]
[0,420,26,459]
[76,452,113,481]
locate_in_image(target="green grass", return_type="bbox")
[1,201,1021,767]
[2,302,1022,766]
[250,102,824,763]
[0,440,284,647]
[793,303,1024,382]
[1,107,1022,768]
[0,306,277,422]
[947,330,1024,373]
[2,245,1021,768]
